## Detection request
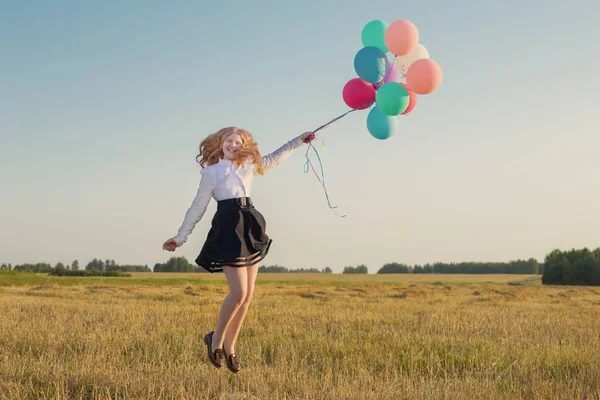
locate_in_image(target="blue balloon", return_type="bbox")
[354,46,388,83]
[367,106,396,140]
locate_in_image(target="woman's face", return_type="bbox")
[222,133,243,160]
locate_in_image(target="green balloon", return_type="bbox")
[361,20,389,53]
[376,82,410,116]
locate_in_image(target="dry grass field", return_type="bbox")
[1,272,599,399]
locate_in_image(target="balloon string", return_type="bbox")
[303,142,346,218]
[312,98,374,135]
[303,100,374,217]
[320,134,326,151]
[312,108,356,134]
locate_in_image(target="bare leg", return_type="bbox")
[223,263,259,354]
[211,266,248,351]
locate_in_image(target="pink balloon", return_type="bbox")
[384,20,419,56]
[405,58,443,95]
[342,78,376,109]
[400,83,417,115]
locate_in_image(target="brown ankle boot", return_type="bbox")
[203,331,223,368]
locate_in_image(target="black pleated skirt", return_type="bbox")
[195,197,272,273]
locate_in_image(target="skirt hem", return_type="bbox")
[195,239,273,273]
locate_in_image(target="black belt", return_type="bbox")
[217,197,254,210]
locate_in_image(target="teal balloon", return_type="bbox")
[354,46,388,83]
[361,20,389,53]
[375,82,410,116]
[367,106,396,140]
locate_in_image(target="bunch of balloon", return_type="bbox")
[342,19,443,140]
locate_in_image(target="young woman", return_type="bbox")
[163,127,314,373]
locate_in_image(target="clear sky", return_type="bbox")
[1,0,599,273]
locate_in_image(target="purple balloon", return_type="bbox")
[373,58,399,89]
[383,60,399,83]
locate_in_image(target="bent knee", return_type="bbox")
[228,290,246,304]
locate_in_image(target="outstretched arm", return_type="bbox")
[260,132,315,174]
[169,169,216,247]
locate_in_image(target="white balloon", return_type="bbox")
[398,44,430,76]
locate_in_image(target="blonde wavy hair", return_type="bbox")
[196,127,265,175]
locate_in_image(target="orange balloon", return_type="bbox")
[406,58,442,95]
[384,20,419,56]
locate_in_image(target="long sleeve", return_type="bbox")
[172,169,216,246]
[260,135,304,174]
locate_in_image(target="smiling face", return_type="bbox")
[222,133,243,161]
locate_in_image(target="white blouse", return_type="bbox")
[172,135,305,246]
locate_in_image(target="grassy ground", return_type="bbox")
[1,272,599,399]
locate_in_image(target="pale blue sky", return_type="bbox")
[1,1,599,272]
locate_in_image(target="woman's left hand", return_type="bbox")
[301,131,316,143]
[162,238,178,252]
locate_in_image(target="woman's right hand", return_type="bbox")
[162,238,178,252]
[301,131,316,143]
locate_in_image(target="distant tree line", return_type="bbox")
[154,257,202,272]
[1,259,149,277]
[6,248,600,288]
[84,259,150,273]
[542,248,600,286]
[258,265,333,273]
[376,259,540,274]
[343,265,369,274]
[0,259,540,276]
[50,268,131,277]
[6,263,54,273]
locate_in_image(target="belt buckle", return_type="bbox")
[237,197,248,208]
